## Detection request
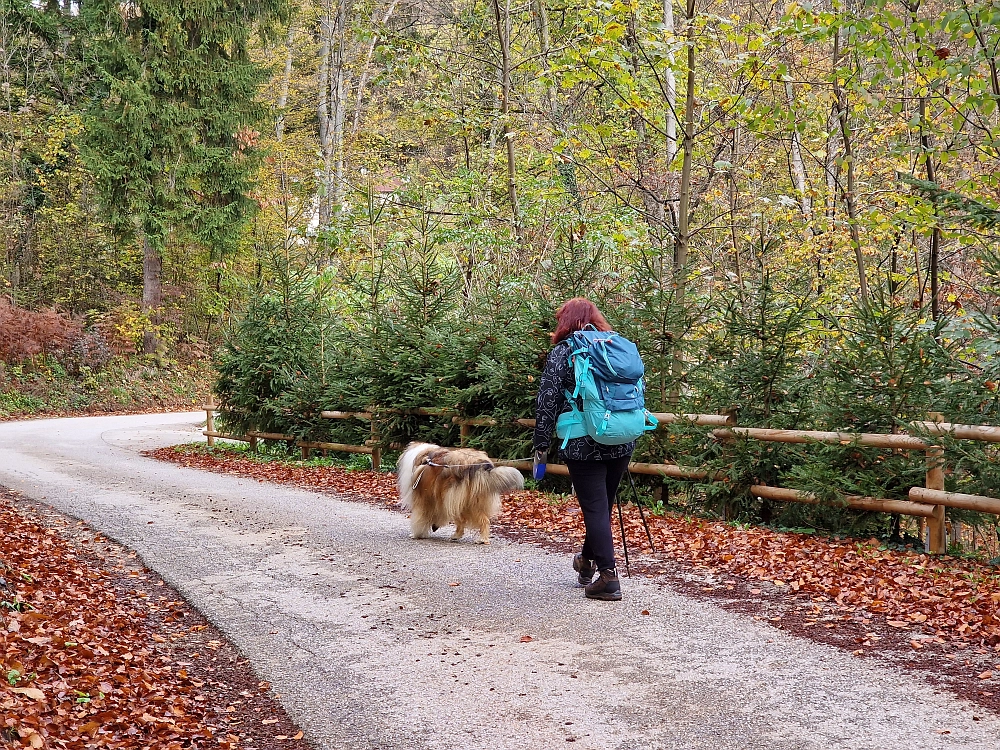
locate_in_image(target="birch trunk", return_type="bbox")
[351,0,401,135]
[332,0,350,209]
[317,3,333,227]
[275,24,296,140]
[662,0,678,167]
[785,81,810,218]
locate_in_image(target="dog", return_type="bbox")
[396,442,524,544]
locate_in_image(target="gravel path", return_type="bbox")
[1,412,997,749]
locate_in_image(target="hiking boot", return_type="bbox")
[573,553,597,585]
[585,569,622,601]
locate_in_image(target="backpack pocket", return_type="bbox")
[583,403,657,445]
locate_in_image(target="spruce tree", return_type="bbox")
[81,0,287,354]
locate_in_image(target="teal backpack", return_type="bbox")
[555,328,659,448]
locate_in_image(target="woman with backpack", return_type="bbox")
[532,297,639,602]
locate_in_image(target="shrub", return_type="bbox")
[0,299,82,363]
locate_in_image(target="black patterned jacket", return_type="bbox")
[533,340,635,461]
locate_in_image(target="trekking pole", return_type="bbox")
[628,470,656,552]
[615,488,631,578]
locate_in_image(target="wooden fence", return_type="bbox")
[199,398,1000,555]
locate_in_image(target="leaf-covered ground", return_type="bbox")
[146,443,1000,714]
[1,489,304,749]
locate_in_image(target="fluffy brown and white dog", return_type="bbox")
[396,442,524,544]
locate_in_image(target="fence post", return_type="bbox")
[370,416,381,472]
[204,395,216,447]
[925,412,947,554]
[459,422,470,447]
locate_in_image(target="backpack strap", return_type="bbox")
[556,389,587,449]
[570,353,592,399]
[595,336,619,377]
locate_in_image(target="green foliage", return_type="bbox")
[697,272,815,426]
[0,356,210,418]
[81,0,287,256]
[215,286,321,436]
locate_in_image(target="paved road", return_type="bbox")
[1,413,997,749]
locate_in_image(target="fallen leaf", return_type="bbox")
[519,635,533,643]
[293,731,304,740]
[641,610,650,615]
[262,718,279,725]
[978,671,993,680]
[10,686,45,701]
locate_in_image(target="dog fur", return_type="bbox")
[396,442,524,544]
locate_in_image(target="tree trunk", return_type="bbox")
[662,0,678,167]
[671,0,697,405]
[729,123,743,287]
[317,3,333,227]
[141,233,162,355]
[675,0,696,275]
[352,0,400,135]
[820,99,840,289]
[627,11,663,236]
[785,81,810,218]
[275,24,296,140]
[831,16,868,300]
[910,0,941,318]
[533,0,557,123]
[492,0,522,241]
[332,0,350,209]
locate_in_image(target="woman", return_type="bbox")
[533,297,632,601]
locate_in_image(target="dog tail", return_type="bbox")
[396,442,436,509]
[484,465,524,495]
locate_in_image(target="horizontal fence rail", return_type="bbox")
[199,400,1000,554]
[712,427,930,451]
[750,485,939,519]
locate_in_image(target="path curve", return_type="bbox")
[0,413,996,749]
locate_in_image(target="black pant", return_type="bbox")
[565,456,631,572]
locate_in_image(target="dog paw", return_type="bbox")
[477,538,490,545]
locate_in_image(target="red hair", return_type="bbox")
[551,297,611,344]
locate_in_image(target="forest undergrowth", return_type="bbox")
[0,359,211,422]
[0,300,212,420]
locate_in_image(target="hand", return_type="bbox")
[532,449,547,480]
